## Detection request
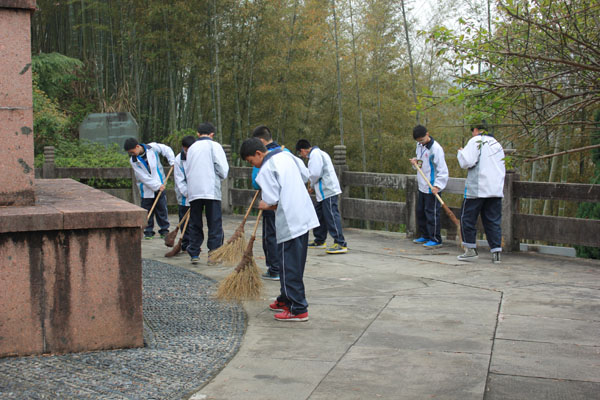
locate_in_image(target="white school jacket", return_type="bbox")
[129,142,175,199]
[457,134,506,198]
[307,147,342,202]
[256,149,320,243]
[414,138,449,194]
[185,137,229,201]
[173,151,190,206]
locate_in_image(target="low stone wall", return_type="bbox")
[0,179,146,357]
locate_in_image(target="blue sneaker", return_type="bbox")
[423,240,442,248]
[413,237,427,244]
[190,256,200,264]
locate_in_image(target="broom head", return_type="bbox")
[164,227,179,247]
[441,203,463,249]
[164,240,181,257]
[215,236,263,301]
[208,226,247,265]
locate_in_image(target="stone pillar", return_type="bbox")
[0,0,37,206]
[42,146,55,179]
[502,170,520,253]
[405,176,418,238]
[221,144,232,214]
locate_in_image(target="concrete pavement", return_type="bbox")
[143,214,600,400]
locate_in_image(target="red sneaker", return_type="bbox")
[274,310,309,322]
[269,300,288,312]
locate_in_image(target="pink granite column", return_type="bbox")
[0,0,37,206]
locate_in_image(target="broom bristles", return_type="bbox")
[216,236,263,300]
[164,240,181,257]
[164,227,178,247]
[209,228,247,265]
[441,203,463,248]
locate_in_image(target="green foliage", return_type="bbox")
[33,77,70,155]
[163,128,197,155]
[31,52,84,101]
[35,140,131,188]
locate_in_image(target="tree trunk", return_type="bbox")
[401,0,419,124]
[332,0,345,146]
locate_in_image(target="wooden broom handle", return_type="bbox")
[414,163,446,206]
[174,208,191,230]
[180,209,191,236]
[147,165,174,222]
[242,190,261,222]
[251,210,263,237]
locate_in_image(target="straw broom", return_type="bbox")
[164,210,191,257]
[216,210,264,301]
[208,190,260,265]
[414,162,463,247]
[164,209,191,247]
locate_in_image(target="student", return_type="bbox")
[296,139,348,254]
[124,137,175,240]
[250,125,289,281]
[457,122,506,264]
[173,135,196,252]
[184,123,229,265]
[409,125,449,248]
[241,137,319,322]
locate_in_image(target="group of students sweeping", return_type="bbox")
[125,123,348,322]
[125,120,506,322]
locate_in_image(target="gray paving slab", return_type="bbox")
[485,373,600,400]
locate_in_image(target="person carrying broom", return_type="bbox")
[409,125,449,249]
[171,135,196,254]
[250,125,291,281]
[124,137,175,240]
[185,122,229,265]
[456,122,506,264]
[240,138,319,322]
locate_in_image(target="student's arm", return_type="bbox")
[255,168,280,207]
[457,137,480,169]
[432,145,449,191]
[307,151,323,187]
[132,160,162,192]
[174,158,188,199]
[292,154,310,183]
[153,143,176,165]
[213,143,230,180]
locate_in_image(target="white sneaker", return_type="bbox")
[492,252,501,264]
[457,248,478,261]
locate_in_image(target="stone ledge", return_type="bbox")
[0,1,36,10]
[0,179,146,233]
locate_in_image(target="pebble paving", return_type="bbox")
[0,259,246,399]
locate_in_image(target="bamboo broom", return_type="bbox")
[208,190,260,265]
[414,162,463,247]
[147,165,174,222]
[164,209,191,247]
[216,210,264,301]
[164,210,191,257]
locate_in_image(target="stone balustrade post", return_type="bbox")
[42,146,56,179]
[333,145,348,225]
[502,168,520,252]
[405,176,418,238]
[221,144,232,214]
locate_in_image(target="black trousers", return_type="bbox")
[277,232,309,315]
[262,210,282,274]
[313,195,347,246]
[186,199,224,257]
[416,191,442,243]
[460,197,503,252]
[141,192,170,237]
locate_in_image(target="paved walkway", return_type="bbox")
[141,214,600,400]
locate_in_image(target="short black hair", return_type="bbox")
[181,135,196,149]
[251,125,272,141]
[470,120,488,132]
[295,139,311,152]
[240,138,267,160]
[412,125,427,140]
[197,122,215,135]
[124,137,139,151]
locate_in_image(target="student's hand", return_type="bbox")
[432,186,440,195]
[258,200,277,210]
[159,184,166,192]
[409,158,417,166]
[307,186,314,194]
